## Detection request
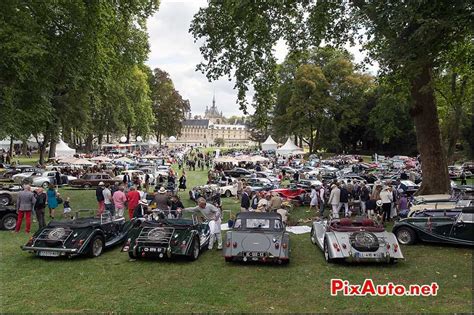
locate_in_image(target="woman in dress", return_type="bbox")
[178,172,187,191]
[46,183,58,219]
[309,185,319,212]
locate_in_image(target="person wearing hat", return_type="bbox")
[126,186,140,220]
[96,182,105,215]
[179,197,222,250]
[359,183,370,216]
[328,183,341,218]
[153,186,171,214]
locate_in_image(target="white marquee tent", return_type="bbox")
[55,140,76,157]
[261,136,278,151]
[276,138,302,156]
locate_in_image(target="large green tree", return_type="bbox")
[191,1,473,194]
[149,68,190,146]
[0,0,159,162]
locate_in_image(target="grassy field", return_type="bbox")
[0,164,473,313]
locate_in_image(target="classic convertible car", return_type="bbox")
[310,217,404,264]
[123,214,210,261]
[392,207,473,246]
[223,212,290,264]
[271,186,306,199]
[21,212,131,258]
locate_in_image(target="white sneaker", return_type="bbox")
[217,246,222,250]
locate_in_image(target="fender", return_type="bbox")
[78,229,105,254]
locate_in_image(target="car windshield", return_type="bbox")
[246,219,270,229]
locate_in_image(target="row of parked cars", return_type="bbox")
[15,204,473,264]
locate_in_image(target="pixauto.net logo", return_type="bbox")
[330,279,439,297]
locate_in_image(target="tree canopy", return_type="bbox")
[191,0,474,194]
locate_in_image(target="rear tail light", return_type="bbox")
[386,244,391,250]
[233,242,238,248]
[282,243,287,249]
[225,241,231,248]
[275,243,280,249]
[342,244,347,249]
[171,239,178,245]
[394,244,398,252]
[333,243,340,252]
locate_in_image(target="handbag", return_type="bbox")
[57,196,63,204]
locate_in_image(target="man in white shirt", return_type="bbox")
[379,186,393,223]
[102,183,114,216]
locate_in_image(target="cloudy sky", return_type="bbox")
[146,0,374,117]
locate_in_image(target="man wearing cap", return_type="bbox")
[126,186,140,220]
[328,183,341,218]
[96,182,105,215]
[179,197,222,250]
[269,192,282,211]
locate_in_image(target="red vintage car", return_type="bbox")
[271,187,307,200]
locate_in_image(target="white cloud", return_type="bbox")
[145,1,378,117]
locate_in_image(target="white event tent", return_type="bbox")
[276,138,303,156]
[55,140,76,157]
[261,136,278,151]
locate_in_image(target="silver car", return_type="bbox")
[223,212,290,264]
[310,217,404,264]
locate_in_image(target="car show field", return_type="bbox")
[0,167,472,313]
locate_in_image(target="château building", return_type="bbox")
[175,95,253,147]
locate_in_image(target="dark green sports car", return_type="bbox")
[21,213,132,258]
[123,215,210,261]
[392,206,473,246]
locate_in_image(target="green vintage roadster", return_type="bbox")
[123,214,210,261]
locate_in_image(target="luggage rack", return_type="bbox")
[33,227,74,247]
[138,226,175,244]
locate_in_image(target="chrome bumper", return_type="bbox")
[21,246,78,253]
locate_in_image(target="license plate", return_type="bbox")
[355,252,381,258]
[38,251,61,257]
[142,247,163,253]
[245,252,265,257]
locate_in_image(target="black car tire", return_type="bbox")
[88,235,104,257]
[1,213,17,230]
[0,194,11,206]
[395,227,416,245]
[83,184,91,189]
[224,190,232,197]
[128,251,137,259]
[188,237,200,261]
[389,258,398,265]
[224,257,233,262]
[42,181,49,189]
[310,227,316,244]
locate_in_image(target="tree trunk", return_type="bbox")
[85,134,94,152]
[9,136,14,157]
[126,126,131,143]
[37,134,50,165]
[48,140,57,159]
[410,65,450,194]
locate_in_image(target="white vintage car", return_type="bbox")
[310,217,404,264]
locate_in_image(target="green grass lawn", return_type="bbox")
[1,165,473,313]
